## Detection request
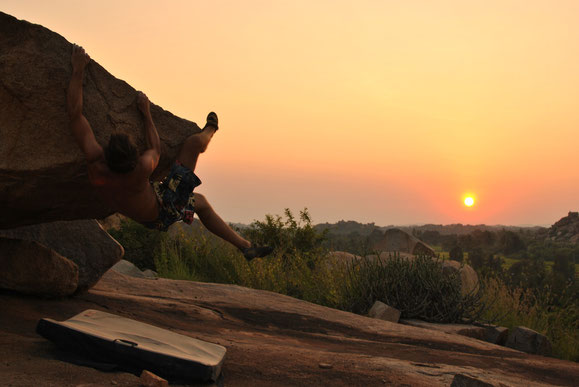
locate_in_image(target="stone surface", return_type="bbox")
[142,269,159,279]
[1,271,578,386]
[324,251,362,268]
[549,211,579,244]
[0,237,78,296]
[400,319,487,341]
[0,220,124,291]
[484,326,509,346]
[371,228,436,256]
[368,300,401,323]
[506,326,552,356]
[140,370,168,387]
[441,260,479,296]
[451,374,496,387]
[111,259,157,280]
[0,12,202,229]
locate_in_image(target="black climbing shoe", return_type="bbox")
[240,245,274,261]
[205,111,219,130]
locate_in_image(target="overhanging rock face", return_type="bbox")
[0,12,202,229]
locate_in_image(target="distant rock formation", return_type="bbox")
[549,211,579,244]
[371,228,436,256]
[0,12,202,229]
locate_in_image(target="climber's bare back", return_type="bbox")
[86,157,160,223]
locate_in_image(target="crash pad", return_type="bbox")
[36,309,226,382]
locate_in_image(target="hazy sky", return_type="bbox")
[3,1,578,226]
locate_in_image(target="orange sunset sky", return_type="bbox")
[3,1,578,226]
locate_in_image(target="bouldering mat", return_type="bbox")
[36,309,226,382]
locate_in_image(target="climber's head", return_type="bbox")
[104,132,138,174]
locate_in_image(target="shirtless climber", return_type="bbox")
[67,44,272,260]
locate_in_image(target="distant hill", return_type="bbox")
[314,221,546,237]
[230,213,577,244]
[315,220,379,236]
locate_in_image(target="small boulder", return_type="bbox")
[111,260,157,280]
[441,260,479,296]
[0,220,124,291]
[140,370,168,387]
[0,237,78,297]
[368,301,401,323]
[484,326,509,346]
[505,326,552,356]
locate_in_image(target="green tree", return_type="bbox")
[109,219,166,270]
[242,208,326,261]
[498,230,526,255]
[468,247,485,269]
[449,245,464,262]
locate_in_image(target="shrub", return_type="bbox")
[481,277,579,361]
[108,219,166,270]
[340,254,484,323]
[242,208,327,270]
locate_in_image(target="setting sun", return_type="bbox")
[464,196,475,207]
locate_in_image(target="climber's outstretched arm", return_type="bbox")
[67,44,103,163]
[136,92,160,175]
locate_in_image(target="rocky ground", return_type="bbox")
[1,271,578,387]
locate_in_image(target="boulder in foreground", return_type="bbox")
[0,220,124,292]
[0,237,78,296]
[0,11,202,229]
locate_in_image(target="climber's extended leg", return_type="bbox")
[194,193,273,260]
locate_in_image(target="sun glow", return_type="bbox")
[464,196,475,207]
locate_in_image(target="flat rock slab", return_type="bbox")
[400,319,488,341]
[1,271,577,386]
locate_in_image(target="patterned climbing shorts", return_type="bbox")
[143,161,202,232]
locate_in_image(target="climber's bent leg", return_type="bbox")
[177,113,218,171]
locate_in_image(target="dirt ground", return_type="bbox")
[1,271,577,386]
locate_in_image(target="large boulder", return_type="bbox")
[0,12,202,229]
[0,220,124,292]
[0,237,78,297]
[371,228,436,256]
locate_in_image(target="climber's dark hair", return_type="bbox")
[104,132,138,174]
